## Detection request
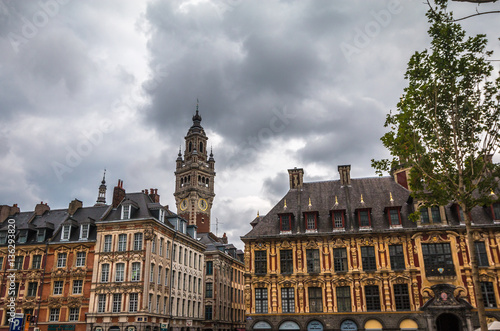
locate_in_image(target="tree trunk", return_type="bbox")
[463,204,488,331]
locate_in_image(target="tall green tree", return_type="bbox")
[372,1,500,330]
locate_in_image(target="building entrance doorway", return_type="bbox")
[436,313,461,331]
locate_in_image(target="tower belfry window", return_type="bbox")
[199,142,203,153]
[189,142,192,152]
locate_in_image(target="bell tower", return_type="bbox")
[174,106,215,233]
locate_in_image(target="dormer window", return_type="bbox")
[0,231,6,244]
[387,207,402,227]
[159,209,165,223]
[80,224,90,240]
[357,209,371,228]
[37,229,46,242]
[61,225,71,241]
[304,212,318,232]
[18,230,28,243]
[122,205,131,219]
[332,210,345,229]
[491,203,500,221]
[279,214,292,234]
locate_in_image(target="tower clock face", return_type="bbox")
[180,199,189,211]
[198,198,208,211]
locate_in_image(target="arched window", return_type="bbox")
[199,142,203,153]
[188,142,192,152]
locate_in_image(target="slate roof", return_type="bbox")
[102,192,161,221]
[243,174,499,239]
[51,205,108,243]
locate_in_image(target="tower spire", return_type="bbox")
[95,169,107,206]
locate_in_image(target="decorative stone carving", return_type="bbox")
[48,297,63,308]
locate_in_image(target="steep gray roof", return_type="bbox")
[243,175,498,239]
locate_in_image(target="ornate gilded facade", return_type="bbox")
[242,166,500,331]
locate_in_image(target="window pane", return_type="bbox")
[336,286,351,312]
[333,248,348,272]
[365,285,380,311]
[306,249,320,273]
[359,211,370,227]
[389,245,405,270]
[361,246,376,271]
[255,251,267,274]
[422,243,455,276]
[308,287,323,313]
[280,250,293,274]
[475,242,489,267]
[394,284,410,310]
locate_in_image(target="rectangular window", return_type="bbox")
[61,225,71,241]
[80,224,89,240]
[336,286,351,312]
[361,246,376,271]
[255,288,268,313]
[18,230,28,243]
[359,210,370,227]
[281,287,295,313]
[150,264,155,282]
[53,281,63,295]
[280,214,291,232]
[333,211,344,228]
[152,237,156,254]
[101,264,110,282]
[148,294,153,312]
[69,307,79,321]
[389,209,401,225]
[76,252,86,267]
[49,308,60,322]
[32,255,42,269]
[173,244,177,261]
[206,283,213,298]
[389,245,405,270]
[422,243,455,276]
[37,229,46,242]
[306,249,320,273]
[365,285,381,311]
[11,282,19,297]
[431,206,442,223]
[475,242,489,267]
[98,294,106,313]
[131,262,141,281]
[280,250,293,274]
[305,213,317,231]
[14,256,23,270]
[27,282,38,297]
[115,263,125,282]
[103,235,112,252]
[72,280,83,294]
[394,284,410,310]
[118,234,127,251]
[420,208,430,224]
[160,238,164,256]
[481,282,497,308]
[0,257,3,270]
[255,251,267,274]
[57,253,67,268]
[308,287,323,313]
[333,248,348,272]
[122,205,130,219]
[134,233,143,250]
[0,231,6,244]
[493,203,500,220]
[158,267,162,285]
[205,305,213,320]
[113,293,122,313]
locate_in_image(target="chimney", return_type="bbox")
[288,168,304,189]
[0,204,20,223]
[338,165,351,187]
[112,179,126,208]
[35,202,50,216]
[149,188,160,203]
[391,164,411,190]
[68,199,83,216]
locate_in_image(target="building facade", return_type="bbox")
[242,166,500,331]
[198,233,245,331]
[87,181,206,331]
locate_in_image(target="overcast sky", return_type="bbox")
[1,0,499,249]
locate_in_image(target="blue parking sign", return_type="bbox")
[9,313,24,331]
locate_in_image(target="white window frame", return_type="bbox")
[72,280,83,294]
[61,225,71,241]
[57,253,67,268]
[115,263,125,282]
[80,224,89,240]
[18,230,28,243]
[103,235,112,252]
[134,233,143,250]
[53,281,63,295]
[129,293,138,312]
[98,294,106,313]
[121,205,131,219]
[118,234,127,251]
[49,308,60,321]
[101,264,110,282]
[131,262,141,281]
[76,252,86,267]
[112,293,122,313]
[68,307,79,321]
[37,229,46,242]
